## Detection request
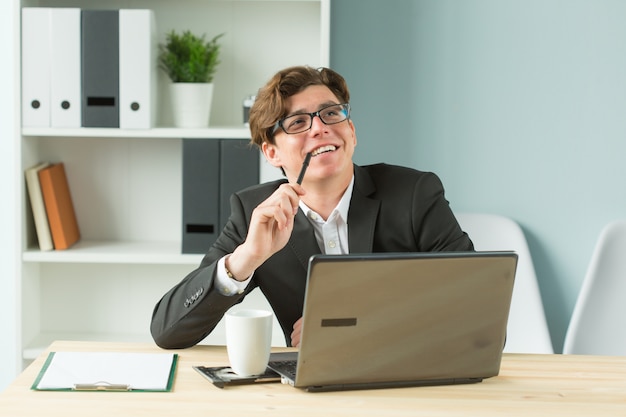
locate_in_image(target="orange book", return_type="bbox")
[38,162,80,250]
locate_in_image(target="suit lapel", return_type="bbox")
[287,164,381,266]
[348,165,380,253]
[288,211,321,270]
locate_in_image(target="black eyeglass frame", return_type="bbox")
[272,103,351,135]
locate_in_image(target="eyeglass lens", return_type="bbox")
[280,103,349,134]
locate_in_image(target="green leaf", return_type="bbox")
[158,30,224,83]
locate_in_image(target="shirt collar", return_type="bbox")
[299,175,355,223]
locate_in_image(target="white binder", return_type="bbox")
[50,8,81,128]
[21,8,51,127]
[119,9,157,129]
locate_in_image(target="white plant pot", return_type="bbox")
[170,83,213,128]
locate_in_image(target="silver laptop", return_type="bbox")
[268,251,517,392]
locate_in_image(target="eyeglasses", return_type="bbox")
[273,103,351,135]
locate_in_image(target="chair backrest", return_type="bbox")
[563,220,626,355]
[456,213,554,353]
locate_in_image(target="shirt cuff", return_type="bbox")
[215,256,253,296]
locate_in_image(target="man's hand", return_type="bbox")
[291,317,303,348]
[226,183,306,281]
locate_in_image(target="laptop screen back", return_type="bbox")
[293,252,517,389]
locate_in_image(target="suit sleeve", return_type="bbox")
[150,193,254,349]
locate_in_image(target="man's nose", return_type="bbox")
[309,113,326,132]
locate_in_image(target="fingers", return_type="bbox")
[241,183,306,263]
[291,317,303,348]
[279,182,305,215]
[257,183,305,228]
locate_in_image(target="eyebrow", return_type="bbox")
[285,101,339,118]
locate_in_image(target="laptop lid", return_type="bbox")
[270,251,517,392]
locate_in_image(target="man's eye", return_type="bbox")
[287,117,307,128]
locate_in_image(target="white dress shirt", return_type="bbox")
[215,176,354,296]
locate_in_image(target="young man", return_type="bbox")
[150,66,473,349]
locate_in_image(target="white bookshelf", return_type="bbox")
[22,126,251,139]
[22,240,204,264]
[9,0,330,376]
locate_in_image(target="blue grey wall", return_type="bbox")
[331,0,626,352]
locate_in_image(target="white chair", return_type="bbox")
[563,220,626,355]
[456,213,554,353]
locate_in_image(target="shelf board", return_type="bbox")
[22,126,251,139]
[23,240,204,265]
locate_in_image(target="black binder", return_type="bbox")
[81,10,120,127]
[219,140,260,232]
[182,139,220,254]
[182,139,259,254]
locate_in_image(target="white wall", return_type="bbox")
[0,0,21,391]
[332,0,626,352]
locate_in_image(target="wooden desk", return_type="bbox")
[1,341,625,416]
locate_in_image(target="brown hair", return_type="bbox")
[249,66,350,147]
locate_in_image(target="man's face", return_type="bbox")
[262,85,356,185]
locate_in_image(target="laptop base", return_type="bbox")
[302,377,484,393]
[268,352,484,392]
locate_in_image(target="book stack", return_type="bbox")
[25,162,80,251]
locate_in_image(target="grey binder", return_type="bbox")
[219,140,259,231]
[81,10,119,127]
[182,139,260,254]
[182,139,220,254]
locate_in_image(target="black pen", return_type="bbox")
[296,152,312,185]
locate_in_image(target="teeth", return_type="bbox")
[311,145,336,156]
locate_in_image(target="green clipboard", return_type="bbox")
[31,351,178,392]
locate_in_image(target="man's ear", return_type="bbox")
[262,142,282,168]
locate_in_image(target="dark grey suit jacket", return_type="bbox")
[150,163,473,349]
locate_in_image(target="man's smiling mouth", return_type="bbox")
[311,145,337,156]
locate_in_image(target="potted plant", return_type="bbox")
[159,30,224,127]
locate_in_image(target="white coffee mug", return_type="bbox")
[225,309,273,376]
